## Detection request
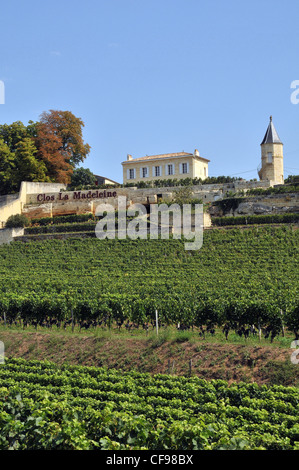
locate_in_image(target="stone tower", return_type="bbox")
[258,116,284,185]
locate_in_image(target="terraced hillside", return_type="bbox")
[0,226,297,341]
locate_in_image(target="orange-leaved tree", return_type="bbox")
[35,110,91,184]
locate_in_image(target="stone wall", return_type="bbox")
[208,193,299,217]
[21,180,273,221]
[0,179,275,225]
[0,181,65,227]
[0,227,24,245]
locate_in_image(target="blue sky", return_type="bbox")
[1,0,299,183]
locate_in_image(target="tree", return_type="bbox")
[35,123,73,184]
[0,121,31,153]
[284,175,299,185]
[69,167,95,188]
[38,110,91,167]
[0,110,91,192]
[173,185,194,206]
[0,138,16,194]
[14,138,50,186]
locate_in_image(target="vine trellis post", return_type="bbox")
[71,308,74,332]
[258,321,262,342]
[280,309,285,337]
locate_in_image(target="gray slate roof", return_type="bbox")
[261,116,282,145]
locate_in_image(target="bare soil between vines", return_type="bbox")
[1,329,298,387]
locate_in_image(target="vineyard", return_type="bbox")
[0,226,298,341]
[0,224,298,451]
[0,357,299,450]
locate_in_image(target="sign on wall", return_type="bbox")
[34,190,118,203]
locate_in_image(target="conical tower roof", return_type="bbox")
[261,116,282,145]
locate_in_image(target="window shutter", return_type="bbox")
[172,164,175,175]
[127,169,130,180]
[186,162,189,174]
[165,164,168,176]
[152,166,156,177]
[146,166,149,177]
[159,165,162,177]
[179,163,183,174]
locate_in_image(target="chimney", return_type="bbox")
[127,154,132,161]
[194,149,200,157]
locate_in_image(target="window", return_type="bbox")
[155,166,161,177]
[129,169,135,179]
[204,167,207,177]
[267,152,273,163]
[165,163,175,176]
[142,167,148,178]
[179,162,189,175]
[182,163,188,174]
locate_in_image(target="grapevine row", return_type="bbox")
[0,358,298,450]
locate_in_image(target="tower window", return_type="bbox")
[267,152,273,163]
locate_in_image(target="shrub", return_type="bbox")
[5,214,30,228]
[173,331,192,343]
[262,360,299,386]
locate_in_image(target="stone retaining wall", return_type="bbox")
[208,193,299,217]
[0,227,24,245]
[0,179,279,225]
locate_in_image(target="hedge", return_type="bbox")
[246,185,299,196]
[30,213,95,226]
[213,213,299,226]
[25,217,137,235]
[25,222,97,234]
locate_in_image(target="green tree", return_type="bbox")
[0,121,30,152]
[0,138,16,194]
[284,175,299,185]
[173,185,194,206]
[70,167,95,188]
[14,138,50,186]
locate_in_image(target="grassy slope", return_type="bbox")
[1,325,298,387]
